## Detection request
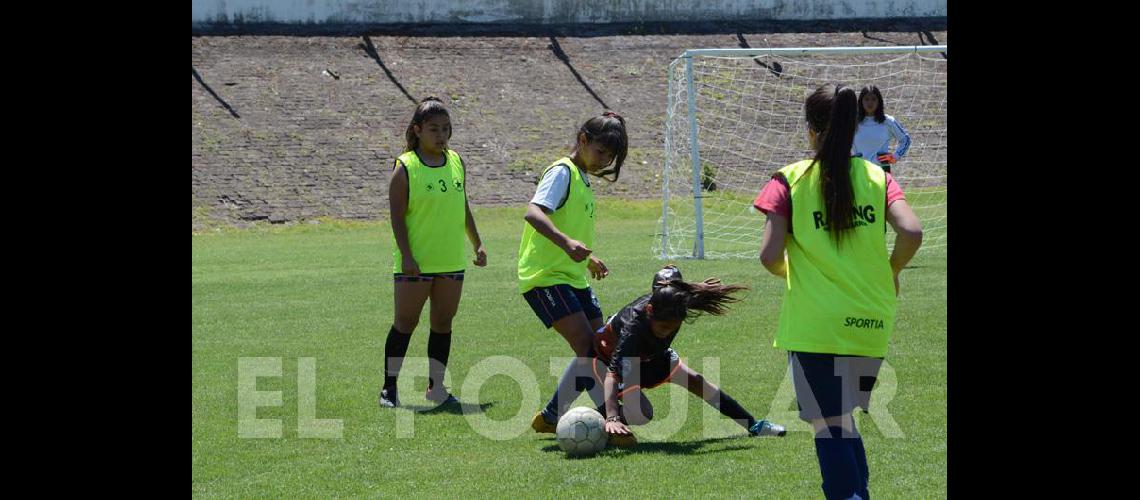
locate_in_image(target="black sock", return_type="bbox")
[851,421,869,499]
[714,391,757,430]
[814,426,860,500]
[383,326,413,390]
[427,330,452,390]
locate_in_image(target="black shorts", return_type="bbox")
[522,284,602,329]
[789,351,883,421]
[592,348,681,393]
[393,271,464,283]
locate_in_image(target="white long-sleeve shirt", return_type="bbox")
[853,114,911,166]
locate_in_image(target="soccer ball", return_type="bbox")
[555,407,607,457]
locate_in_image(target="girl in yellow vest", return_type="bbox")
[517,112,627,433]
[380,97,487,408]
[755,84,923,500]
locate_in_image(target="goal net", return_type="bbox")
[654,46,947,259]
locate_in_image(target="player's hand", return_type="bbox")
[473,245,487,267]
[877,153,898,165]
[587,256,609,280]
[402,256,421,276]
[563,239,593,262]
[605,420,631,435]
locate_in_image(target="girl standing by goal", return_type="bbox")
[852,85,911,174]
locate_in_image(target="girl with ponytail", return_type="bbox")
[546,265,789,447]
[753,84,924,499]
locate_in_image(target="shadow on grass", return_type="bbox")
[539,435,764,457]
[397,401,495,415]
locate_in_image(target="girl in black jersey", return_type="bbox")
[541,265,787,446]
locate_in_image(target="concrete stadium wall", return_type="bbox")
[193,0,946,27]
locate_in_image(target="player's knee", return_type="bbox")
[624,399,654,425]
[394,316,419,333]
[641,400,654,422]
[572,338,592,357]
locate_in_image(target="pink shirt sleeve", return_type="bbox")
[755,172,905,218]
[886,173,906,205]
[753,176,790,218]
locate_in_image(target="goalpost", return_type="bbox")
[654,45,947,259]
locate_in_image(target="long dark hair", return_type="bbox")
[857,85,886,123]
[404,96,450,153]
[806,84,860,246]
[573,111,628,182]
[649,277,748,323]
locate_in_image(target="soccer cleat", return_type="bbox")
[608,431,637,448]
[425,387,459,405]
[379,387,400,408]
[749,419,787,437]
[531,411,557,433]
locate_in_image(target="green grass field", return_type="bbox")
[192,199,946,497]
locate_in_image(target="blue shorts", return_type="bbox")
[522,284,602,329]
[788,351,883,421]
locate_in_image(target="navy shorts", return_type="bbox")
[789,351,883,421]
[522,284,602,329]
[393,271,464,283]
